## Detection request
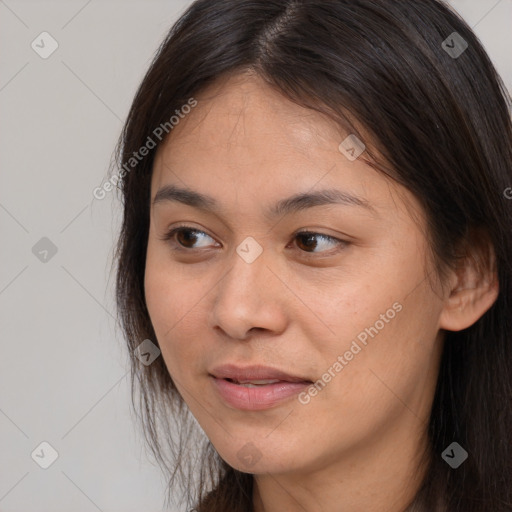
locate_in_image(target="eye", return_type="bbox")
[160,225,348,255]
[160,225,217,250]
[292,230,347,255]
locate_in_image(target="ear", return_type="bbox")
[439,230,499,332]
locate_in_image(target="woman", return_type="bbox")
[113,0,512,510]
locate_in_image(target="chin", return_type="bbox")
[207,433,306,475]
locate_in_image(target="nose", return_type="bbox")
[209,246,288,341]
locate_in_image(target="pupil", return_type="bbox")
[179,230,197,247]
[299,234,317,251]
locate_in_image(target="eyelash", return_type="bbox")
[159,224,349,256]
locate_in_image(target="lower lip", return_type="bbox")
[210,376,310,411]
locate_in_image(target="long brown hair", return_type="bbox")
[112,1,512,510]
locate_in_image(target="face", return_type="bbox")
[144,72,447,478]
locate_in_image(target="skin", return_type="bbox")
[144,72,498,512]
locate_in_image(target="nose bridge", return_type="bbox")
[219,242,269,307]
[210,240,284,338]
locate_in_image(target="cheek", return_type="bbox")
[144,244,171,331]
[144,245,182,354]
[144,244,210,377]
[144,238,195,327]
[307,238,423,349]
[309,251,442,405]
[313,283,443,427]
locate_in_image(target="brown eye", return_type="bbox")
[160,226,347,255]
[294,231,347,254]
[176,228,200,248]
[161,227,216,250]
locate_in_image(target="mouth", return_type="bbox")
[223,378,286,387]
[210,363,311,382]
[209,364,313,410]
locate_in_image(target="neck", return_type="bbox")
[252,416,431,512]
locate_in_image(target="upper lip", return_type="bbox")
[210,364,312,383]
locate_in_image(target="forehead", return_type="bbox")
[150,72,423,226]
[157,73,348,160]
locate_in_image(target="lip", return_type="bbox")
[209,364,312,411]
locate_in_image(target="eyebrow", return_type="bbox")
[152,184,378,218]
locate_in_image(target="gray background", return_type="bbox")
[0,1,511,511]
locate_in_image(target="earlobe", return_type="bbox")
[438,237,499,332]
[439,278,499,331]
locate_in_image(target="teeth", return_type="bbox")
[237,379,281,386]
